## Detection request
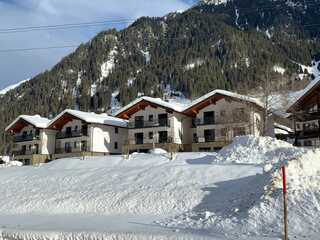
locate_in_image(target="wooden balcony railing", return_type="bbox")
[14,134,40,143]
[128,119,170,129]
[56,130,88,139]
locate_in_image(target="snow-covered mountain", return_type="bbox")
[0,79,29,96]
[200,0,230,5]
[1,0,320,152]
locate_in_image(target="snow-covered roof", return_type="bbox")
[274,123,293,134]
[115,96,186,117]
[5,115,50,132]
[287,77,320,112]
[50,109,128,128]
[184,89,264,112]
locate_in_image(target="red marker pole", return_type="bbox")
[282,166,288,240]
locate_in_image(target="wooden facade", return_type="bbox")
[288,80,320,147]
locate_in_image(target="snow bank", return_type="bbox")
[149,148,168,154]
[216,136,306,164]
[162,137,320,238]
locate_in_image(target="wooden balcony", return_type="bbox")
[14,134,40,143]
[56,130,88,139]
[128,119,170,129]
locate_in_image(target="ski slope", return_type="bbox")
[0,136,319,239]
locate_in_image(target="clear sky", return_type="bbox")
[0,0,196,90]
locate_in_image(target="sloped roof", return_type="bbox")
[115,96,186,117]
[5,115,50,132]
[49,109,128,128]
[287,77,320,112]
[183,89,264,113]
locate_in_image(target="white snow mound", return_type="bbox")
[162,138,320,238]
[216,136,306,164]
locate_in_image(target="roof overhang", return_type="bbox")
[183,92,264,117]
[116,99,178,120]
[5,118,37,134]
[287,81,320,113]
[48,112,83,130]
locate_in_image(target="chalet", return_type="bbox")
[183,90,265,152]
[5,115,55,165]
[287,78,320,147]
[115,97,192,153]
[48,109,128,158]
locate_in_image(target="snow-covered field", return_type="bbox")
[0,136,319,239]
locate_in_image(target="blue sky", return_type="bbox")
[0,0,195,89]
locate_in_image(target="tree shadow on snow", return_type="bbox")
[192,173,270,220]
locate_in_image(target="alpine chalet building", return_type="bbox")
[5,115,55,165]
[287,78,320,147]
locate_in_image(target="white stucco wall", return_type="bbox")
[91,124,128,154]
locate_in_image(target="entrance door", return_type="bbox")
[135,133,144,145]
[204,129,215,142]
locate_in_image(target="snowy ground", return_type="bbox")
[0,136,319,239]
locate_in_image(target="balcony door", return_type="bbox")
[203,111,215,125]
[135,116,144,128]
[158,114,168,127]
[204,129,215,142]
[21,145,27,155]
[65,142,72,153]
[135,133,144,145]
[66,127,72,137]
[82,124,88,136]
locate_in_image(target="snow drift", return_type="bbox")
[162,137,320,239]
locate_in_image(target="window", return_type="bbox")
[234,127,246,137]
[115,127,119,134]
[114,142,118,149]
[304,140,312,147]
[75,126,78,131]
[135,133,144,145]
[220,110,226,119]
[307,104,318,113]
[148,115,154,122]
[193,133,198,143]
[65,142,71,153]
[158,114,168,126]
[158,131,168,143]
[296,123,301,131]
[135,116,144,128]
[149,132,154,140]
[74,142,77,148]
[233,108,246,122]
[221,128,227,137]
[204,129,215,142]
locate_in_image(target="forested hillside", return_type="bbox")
[1,0,320,152]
